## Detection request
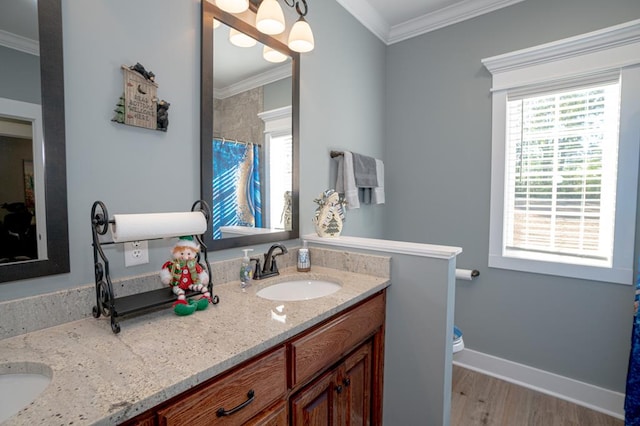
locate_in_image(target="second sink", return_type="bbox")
[0,363,52,423]
[256,279,341,301]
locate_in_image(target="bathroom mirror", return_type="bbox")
[0,0,69,283]
[201,1,300,250]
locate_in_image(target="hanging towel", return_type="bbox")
[352,153,378,188]
[340,151,360,209]
[372,159,385,205]
[336,154,366,208]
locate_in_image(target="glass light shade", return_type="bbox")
[213,19,221,29]
[263,45,288,63]
[288,17,314,53]
[229,27,257,47]
[256,0,285,35]
[216,0,249,14]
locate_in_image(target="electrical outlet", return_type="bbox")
[124,240,149,267]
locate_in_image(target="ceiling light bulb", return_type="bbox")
[263,45,288,63]
[256,0,285,35]
[213,19,221,29]
[229,27,257,47]
[288,16,314,53]
[216,0,249,14]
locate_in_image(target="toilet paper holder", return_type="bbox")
[455,268,480,281]
[90,200,219,333]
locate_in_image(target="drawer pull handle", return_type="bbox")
[216,389,255,417]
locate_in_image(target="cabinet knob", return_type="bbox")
[343,377,351,387]
[335,384,343,394]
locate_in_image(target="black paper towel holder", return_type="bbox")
[90,200,219,333]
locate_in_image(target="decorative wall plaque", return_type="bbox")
[112,63,170,132]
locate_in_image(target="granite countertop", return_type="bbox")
[0,266,390,425]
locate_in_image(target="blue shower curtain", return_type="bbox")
[625,260,640,425]
[212,139,262,239]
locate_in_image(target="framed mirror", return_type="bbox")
[201,1,300,250]
[0,0,69,283]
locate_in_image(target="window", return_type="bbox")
[259,106,292,229]
[266,133,292,229]
[484,20,640,284]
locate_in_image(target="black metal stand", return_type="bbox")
[90,200,219,333]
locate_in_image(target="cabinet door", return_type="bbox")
[340,342,372,426]
[291,370,340,426]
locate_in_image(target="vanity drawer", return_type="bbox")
[157,346,286,426]
[289,293,385,388]
[246,400,287,425]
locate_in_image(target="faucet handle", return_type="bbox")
[270,257,279,273]
[250,257,261,278]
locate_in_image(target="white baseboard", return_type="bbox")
[452,348,625,420]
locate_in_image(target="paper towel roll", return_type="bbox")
[455,268,479,281]
[111,212,207,243]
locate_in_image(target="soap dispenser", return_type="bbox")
[240,249,254,290]
[297,241,311,272]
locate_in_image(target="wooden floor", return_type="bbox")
[451,366,623,426]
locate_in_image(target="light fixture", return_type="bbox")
[287,15,314,53]
[254,0,316,53]
[263,45,288,63]
[278,0,314,53]
[216,0,249,14]
[256,0,285,35]
[229,27,257,47]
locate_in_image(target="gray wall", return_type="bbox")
[263,77,291,111]
[383,253,456,425]
[0,0,386,301]
[299,1,387,239]
[0,46,40,104]
[384,0,640,392]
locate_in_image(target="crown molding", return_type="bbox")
[336,0,525,45]
[388,0,525,44]
[214,63,292,99]
[0,29,39,56]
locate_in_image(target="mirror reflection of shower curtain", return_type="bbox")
[212,138,262,239]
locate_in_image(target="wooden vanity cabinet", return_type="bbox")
[291,341,372,426]
[122,291,385,426]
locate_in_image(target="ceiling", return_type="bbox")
[337,0,525,44]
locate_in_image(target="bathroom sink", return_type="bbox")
[256,279,341,301]
[0,364,51,423]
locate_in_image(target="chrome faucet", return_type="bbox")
[253,243,288,280]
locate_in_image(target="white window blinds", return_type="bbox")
[504,81,621,264]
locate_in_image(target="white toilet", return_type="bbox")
[453,325,464,353]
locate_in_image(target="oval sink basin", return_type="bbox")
[257,279,341,301]
[0,370,51,423]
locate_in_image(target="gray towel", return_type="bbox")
[352,153,378,187]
